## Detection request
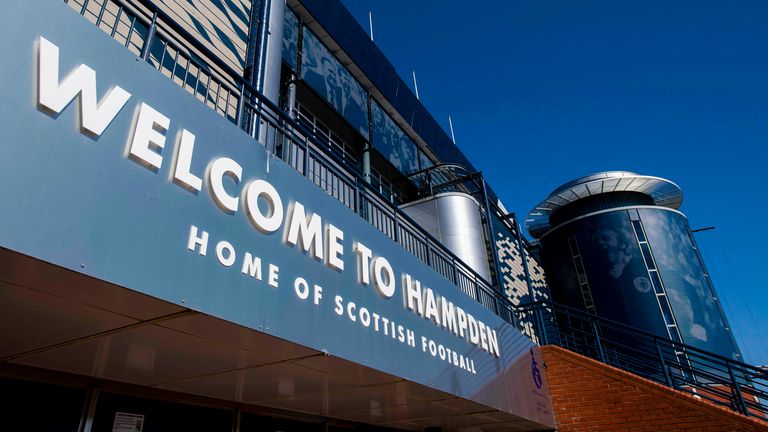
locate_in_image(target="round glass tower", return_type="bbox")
[527,171,741,360]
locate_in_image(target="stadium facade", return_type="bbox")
[0,0,764,431]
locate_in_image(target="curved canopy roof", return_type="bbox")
[525,171,683,238]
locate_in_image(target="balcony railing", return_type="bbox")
[517,301,768,420]
[63,0,768,420]
[63,0,517,327]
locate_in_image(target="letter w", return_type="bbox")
[38,36,131,136]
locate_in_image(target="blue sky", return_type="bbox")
[341,0,768,366]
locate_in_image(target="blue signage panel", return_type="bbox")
[0,0,552,425]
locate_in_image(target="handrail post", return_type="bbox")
[727,362,750,416]
[354,175,361,216]
[452,257,459,285]
[140,11,158,61]
[591,317,607,363]
[236,84,246,132]
[536,302,549,346]
[393,211,399,243]
[656,339,673,387]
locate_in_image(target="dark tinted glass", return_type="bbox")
[0,378,86,431]
[371,100,419,174]
[638,209,740,360]
[91,393,232,432]
[300,29,369,137]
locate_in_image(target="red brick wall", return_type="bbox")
[541,346,768,432]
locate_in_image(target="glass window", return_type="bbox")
[668,327,682,344]
[659,298,675,326]
[0,378,86,431]
[282,8,299,70]
[632,220,646,242]
[300,29,369,136]
[649,270,664,294]
[93,392,232,431]
[419,149,434,170]
[640,243,656,269]
[371,100,420,175]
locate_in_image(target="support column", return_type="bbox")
[245,0,284,104]
[244,0,285,142]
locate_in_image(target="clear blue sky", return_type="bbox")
[341,0,768,366]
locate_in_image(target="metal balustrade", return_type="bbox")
[63,0,515,326]
[63,2,768,419]
[516,301,768,419]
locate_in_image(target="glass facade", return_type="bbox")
[371,100,420,175]
[0,378,87,431]
[282,7,299,70]
[638,209,739,360]
[300,28,369,137]
[541,207,740,360]
[542,210,670,338]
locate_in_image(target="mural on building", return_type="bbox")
[371,100,420,174]
[282,7,298,70]
[300,28,369,137]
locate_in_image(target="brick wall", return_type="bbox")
[541,345,768,431]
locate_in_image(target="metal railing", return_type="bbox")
[63,0,517,327]
[517,301,768,419]
[64,0,768,420]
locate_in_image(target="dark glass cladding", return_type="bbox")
[296,0,476,172]
[300,28,369,137]
[542,210,669,338]
[0,378,87,431]
[92,392,233,431]
[371,100,419,174]
[638,209,739,360]
[549,191,654,228]
[542,208,740,361]
[282,8,299,70]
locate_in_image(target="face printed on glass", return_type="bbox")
[592,226,631,278]
[321,57,340,105]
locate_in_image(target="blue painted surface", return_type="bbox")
[0,0,554,424]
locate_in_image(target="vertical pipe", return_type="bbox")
[243,0,285,143]
[286,73,298,119]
